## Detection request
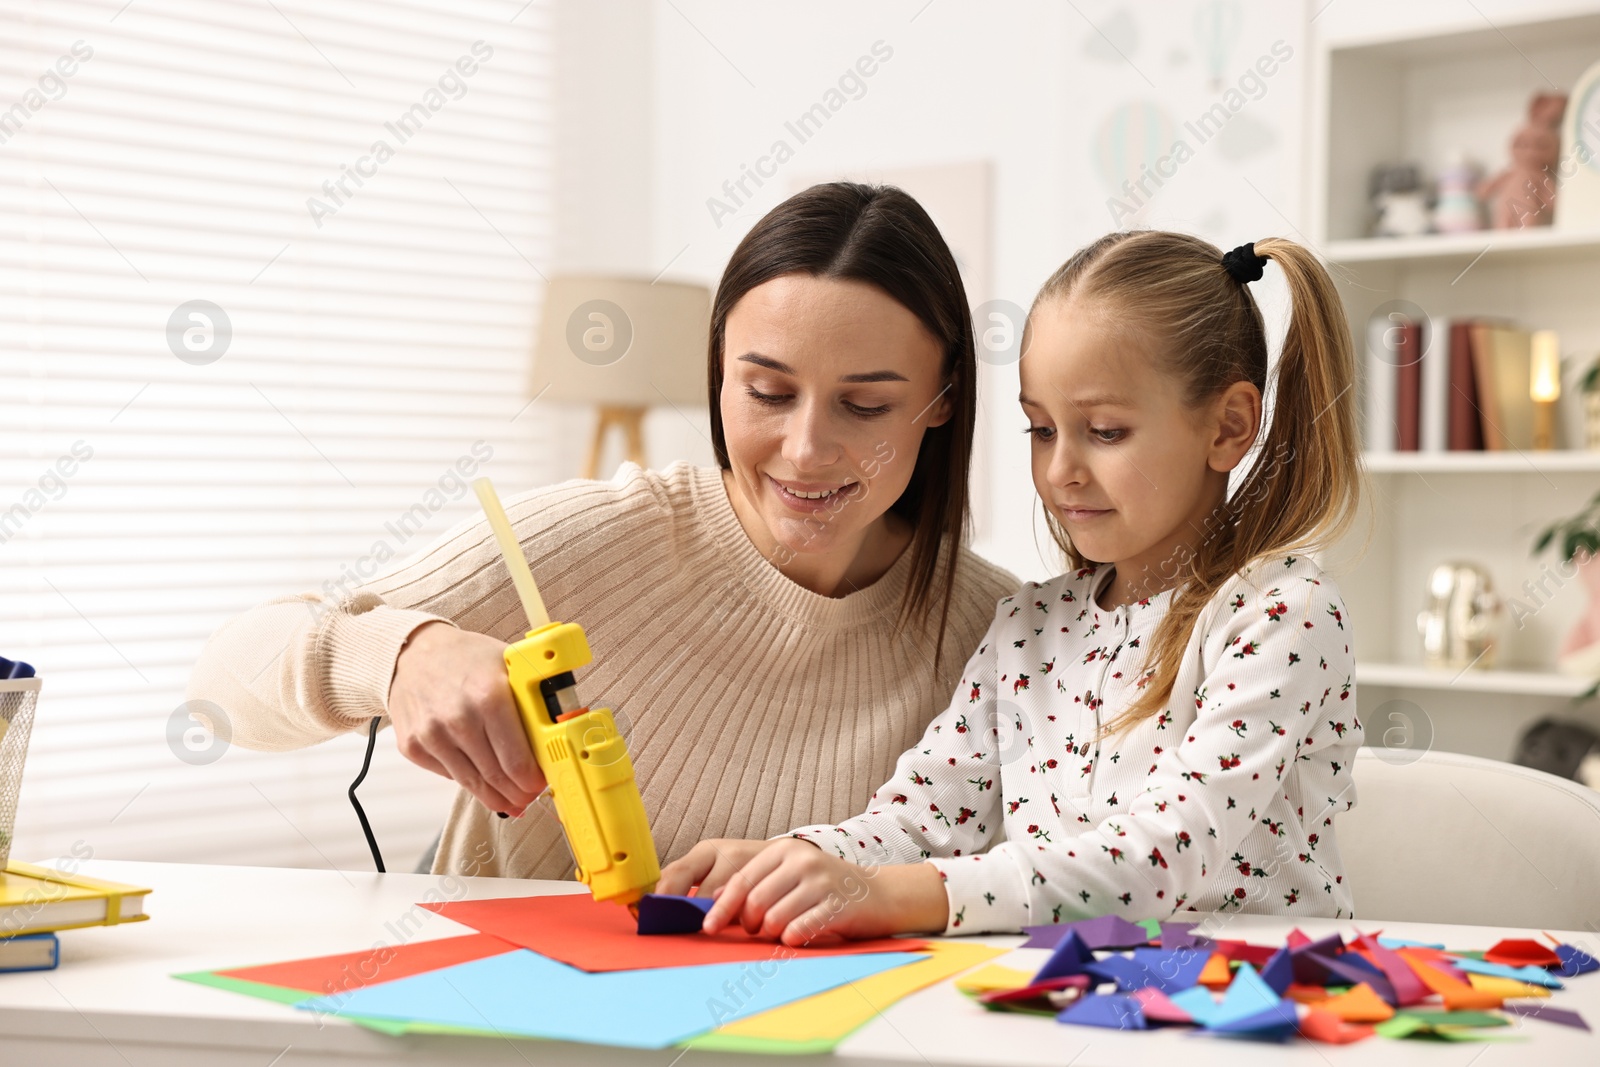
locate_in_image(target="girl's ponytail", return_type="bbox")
[1225,238,1362,572]
[1029,231,1365,735]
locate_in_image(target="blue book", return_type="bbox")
[0,932,60,972]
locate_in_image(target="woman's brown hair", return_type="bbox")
[707,182,977,669]
[1029,231,1364,735]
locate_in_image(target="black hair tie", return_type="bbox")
[1221,242,1268,284]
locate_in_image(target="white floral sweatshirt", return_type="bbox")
[789,553,1363,935]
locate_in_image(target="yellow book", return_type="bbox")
[1,861,151,937]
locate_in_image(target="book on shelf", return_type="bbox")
[1469,323,1537,451]
[1447,320,1485,450]
[0,860,151,938]
[1384,320,1425,450]
[0,931,59,972]
[1366,314,1541,454]
[1420,317,1450,452]
[1363,314,1398,453]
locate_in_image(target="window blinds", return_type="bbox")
[0,0,556,871]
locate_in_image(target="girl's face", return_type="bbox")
[720,274,952,565]
[1019,297,1257,590]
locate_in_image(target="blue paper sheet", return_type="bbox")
[1557,943,1600,976]
[1448,955,1565,989]
[1169,985,1221,1026]
[1211,963,1280,1028]
[296,947,923,1049]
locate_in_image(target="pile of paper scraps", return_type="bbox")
[956,914,1597,1043]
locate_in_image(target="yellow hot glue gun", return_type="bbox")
[472,477,660,908]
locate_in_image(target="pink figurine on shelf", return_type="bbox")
[1558,547,1600,678]
[1478,92,1568,229]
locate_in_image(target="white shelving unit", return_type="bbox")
[1326,227,1600,265]
[1361,450,1600,473]
[1310,10,1600,761]
[1359,661,1596,698]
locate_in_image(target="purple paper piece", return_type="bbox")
[1024,915,1151,952]
[1083,955,1151,991]
[634,893,714,935]
[1364,939,1429,1005]
[1305,951,1397,1005]
[1288,932,1345,984]
[1556,943,1600,977]
[1259,946,1294,996]
[1079,949,1209,994]
[1020,924,1070,950]
[1504,1002,1591,1031]
[1033,930,1094,983]
[1134,947,1210,993]
[1160,925,1214,952]
[1072,915,1154,950]
[1057,992,1147,1030]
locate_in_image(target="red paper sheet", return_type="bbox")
[421,891,927,972]
[1484,938,1562,969]
[217,932,516,995]
[1212,939,1278,967]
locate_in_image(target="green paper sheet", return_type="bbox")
[173,970,490,1038]
[1375,1013,1524,1042]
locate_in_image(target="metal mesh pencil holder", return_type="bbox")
[0,677,41,867]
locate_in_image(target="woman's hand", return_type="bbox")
[657,838,775,897]
[386,620,547,816]
[700,838,949,946]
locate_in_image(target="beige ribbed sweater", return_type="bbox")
[187,461,1019,880]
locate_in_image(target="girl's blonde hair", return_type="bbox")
[1028,230,1364,736]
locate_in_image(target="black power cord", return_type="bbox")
[349,715,385,872]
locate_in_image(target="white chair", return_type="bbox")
[1338,746,1600,930]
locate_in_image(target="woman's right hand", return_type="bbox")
[386,621,547,816]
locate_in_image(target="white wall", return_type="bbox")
[640,0,1308,580]
[558,0,1600,581]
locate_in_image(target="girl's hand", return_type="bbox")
[656,838,773,897]
[701,839,949,945]
[386,621,548,816]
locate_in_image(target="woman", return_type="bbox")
[187,182,1019,879]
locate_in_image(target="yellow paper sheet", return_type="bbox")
[954,962,1037,996]
[1467,973,1551,1000]
[705,942,1008,1044]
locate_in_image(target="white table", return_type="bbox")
[1,859,1595,1065]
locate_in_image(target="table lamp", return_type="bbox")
[531,275,712,479]
[1531,329,1561,450]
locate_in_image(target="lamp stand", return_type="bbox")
[1534,398,1557,450]
[583,405,648,479]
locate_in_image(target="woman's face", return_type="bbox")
[719,274,952,565]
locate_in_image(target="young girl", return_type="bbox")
[658,231,1365,943]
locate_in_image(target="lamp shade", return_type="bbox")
[532,275,711,407]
